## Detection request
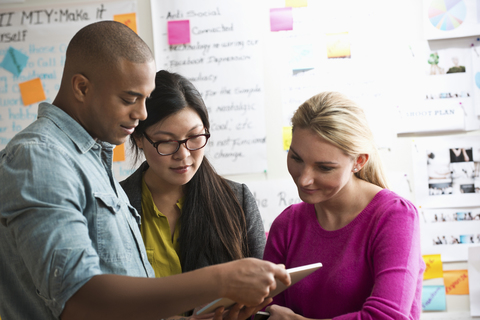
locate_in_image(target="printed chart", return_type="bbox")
[428,0,467,31]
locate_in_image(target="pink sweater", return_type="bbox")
[263,189,425,320]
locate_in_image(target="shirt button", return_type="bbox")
[54,268,59,277]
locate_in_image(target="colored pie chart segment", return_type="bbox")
[428,0,467,31]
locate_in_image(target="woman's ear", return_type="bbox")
[355,154,369,171]
[71,74,89,103]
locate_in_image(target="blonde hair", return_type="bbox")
[291,91,388,189]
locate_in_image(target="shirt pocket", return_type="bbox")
[94,192,133,263]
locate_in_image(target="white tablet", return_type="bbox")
[195,262,323,315]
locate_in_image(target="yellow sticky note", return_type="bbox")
[113,144,126,162]
[286,0,308,7]
[19,78,46,106]
[114,13,137,34]
[282,126,292,151]
[444,270,469,295]
[423,254,443,280]
[326,32,351,59]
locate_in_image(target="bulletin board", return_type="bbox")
[0,0,139,178]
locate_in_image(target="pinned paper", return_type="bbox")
[113,144,126,162]
[19,78,46,106]
[167,20,190,45]
[114,13,137,34]
[468,246,480,316]
[286,0,307,7]
[282,126,292,151]
[444,269,469,295]
[423,254,443,280]
[0,47,29,77]
[422,285,446,311]
[270,7,293,32]
[326,32,351,59]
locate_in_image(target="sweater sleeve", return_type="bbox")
[335,197,425,320]
[241,183,267,259]
[263,207,293,307]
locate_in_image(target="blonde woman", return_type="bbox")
[264,92,425,320]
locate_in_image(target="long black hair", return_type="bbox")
[130,70,249,272]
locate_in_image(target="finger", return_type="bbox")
[273,265,291,287]
[212,307,225,320]
[223,304,243,320]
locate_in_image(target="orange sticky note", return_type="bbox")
[19,78,46,106]
[114,13,138,34]
[423,254,443,280]
[444,270,469,295]
[113,144,126,162]
[326,32,351,59]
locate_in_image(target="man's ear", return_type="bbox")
[71,74,89,102]
[355,154,369,171]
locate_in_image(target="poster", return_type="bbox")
[423,0,480,40]
[150,0,269,175]
[397,44,480,134]
[412,135,480,208]
[0,0,139,181]
[420,207,480,261]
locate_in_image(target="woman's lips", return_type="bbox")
[171,165,190,174]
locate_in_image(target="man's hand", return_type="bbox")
[216,259,290,307]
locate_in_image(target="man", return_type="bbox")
[0,21,289,320]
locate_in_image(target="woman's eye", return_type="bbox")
[319,166,333,172]
[291,155,302,162]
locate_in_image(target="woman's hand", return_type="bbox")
[212,298,273,320]
[266,305,299,320]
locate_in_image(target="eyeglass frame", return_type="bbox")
[142,129,211,156]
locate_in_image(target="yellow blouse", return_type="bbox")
[140,176,182,278]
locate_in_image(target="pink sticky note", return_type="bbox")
[167,20,190,45]
[270,7,293,32]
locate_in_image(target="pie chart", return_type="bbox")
[428,0,467,31]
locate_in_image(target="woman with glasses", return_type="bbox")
[120,70,266,286]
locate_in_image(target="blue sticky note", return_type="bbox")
[291,44,314,71]
[422,285,446,311]
[0,47,29,77]
[475,72,480,89]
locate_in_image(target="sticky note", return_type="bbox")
[0,47,29,77]
[270,7,293,32]
[291,44,314,71]
[444,269,469,295]
[286,0,307,7]
[326,32,351,59]
[422,254,443,280]
[282,126,292,150]
[19,78,46,106]
[113,144,126,162]
[422,285,446,311]
[114,13,138,34]
[167,20,190,45]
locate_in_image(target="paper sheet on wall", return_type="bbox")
[420,206,480,261]
[468,246,480,316]
[244,178,301,231]
[423,0,480,40]
[0,1,139,181]
[150,0,269,175]
[411,135,480,208]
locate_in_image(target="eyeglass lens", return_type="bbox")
[156,135,208,155]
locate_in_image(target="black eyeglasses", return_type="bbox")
[143,130,210,156]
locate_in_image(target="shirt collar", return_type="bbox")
[38,102,113,154]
